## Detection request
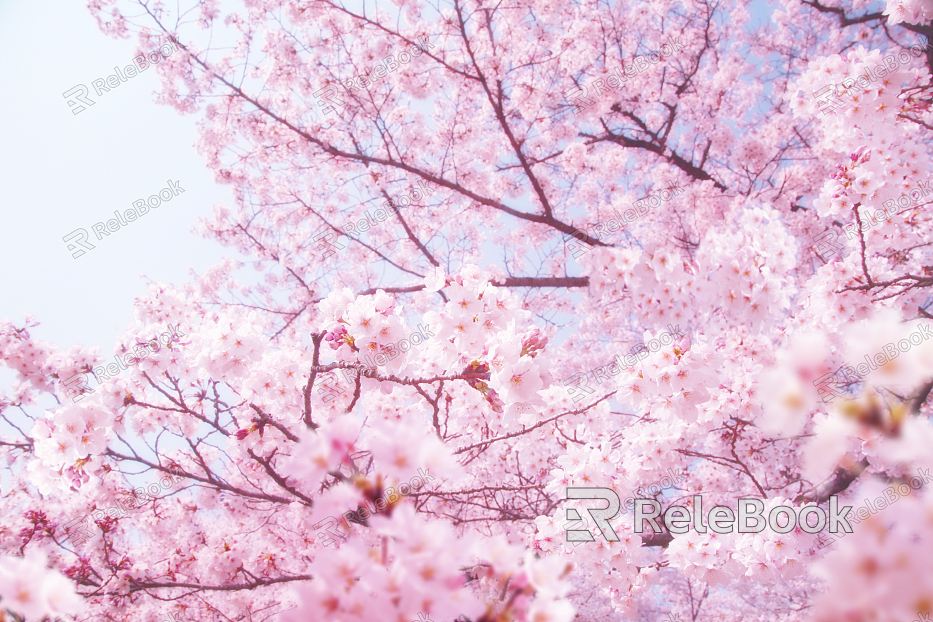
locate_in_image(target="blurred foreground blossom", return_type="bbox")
[0,551,84,620]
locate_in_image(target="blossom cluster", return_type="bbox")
[883,0,933,25]
[62,472,182,545]
[14,2,933,621]
[62,324,185,402]
[760,313,933,438]
[814,322,933,402]
[564,182,684,259]
[561,324,687,403]
[312,36,437,115]
[0,551,84,620]
[816,468,932,549]
[314,467,437,547]
[812,37,930,115]
[811,177,933,260]
[564,35,687,114]
[315,366,356,402]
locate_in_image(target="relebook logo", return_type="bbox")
[813,322,933,402]
[357,324,435,369]
[816,468,931,549]
[563,470,688,546]
[62,325,186,402]
[63,180,185,258]
[312,36,436,116]
[562,325,685,403]
[311,181,436,260]
[563,35,686,114]
[811,177,933,261]
[63,37,180,115]
[632,495,851,534]
[812,35,931,115]
[63,472,182,545]
[563,182,684,259]
[564,487,855,541]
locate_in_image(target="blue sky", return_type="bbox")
[0,0,235,372]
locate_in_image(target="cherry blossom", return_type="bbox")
[5,0,933,620]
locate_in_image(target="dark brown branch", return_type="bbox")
[358,276,589,297]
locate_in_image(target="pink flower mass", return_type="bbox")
[6,0,933,620]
